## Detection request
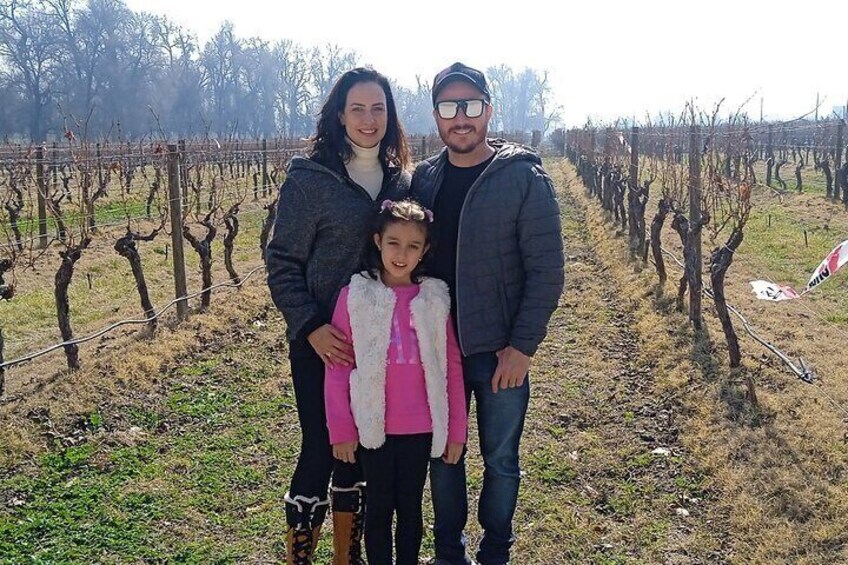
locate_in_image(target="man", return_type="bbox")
[411,62,565,565]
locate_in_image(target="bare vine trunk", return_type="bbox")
[55,238,91,369]
[820,160,833,198]
[0,259,9,396]
[650,198,670,284]
[260,198,278,262]
[184,219,217,310]
[223,206,241,284]
[671,213,689,311]
[710,227,744,368]
[774,160,787,191]
[114,233,157,330]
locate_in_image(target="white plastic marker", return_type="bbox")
[751,239,848,301]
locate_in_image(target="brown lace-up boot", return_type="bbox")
[284,492,330,564]
[331,482,366,565]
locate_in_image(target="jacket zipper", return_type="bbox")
[448,153,499,355]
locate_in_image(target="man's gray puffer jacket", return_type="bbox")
[266,155,410,356]
[411,141,564,357]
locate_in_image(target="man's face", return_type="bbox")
[433,80,492,155]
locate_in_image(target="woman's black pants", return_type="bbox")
[286,348,363,527]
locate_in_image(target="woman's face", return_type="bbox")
[339,81,388,149]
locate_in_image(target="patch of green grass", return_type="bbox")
[637,518,671,548]
[86,411,104,430]
[123,406,165,431]
[628,452,654,468]
[0,442,175,563]
[607,481,639,516]
[176,358,220,378]
[39,443,96,472]
[675,472,707,497]
[527,447,578,485]
[0,346,294,563]
[743,206,845,286]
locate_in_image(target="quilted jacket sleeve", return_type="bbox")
[509,165,565,356]
[266,175,324,343]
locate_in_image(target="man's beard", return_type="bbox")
[442,124,488,154]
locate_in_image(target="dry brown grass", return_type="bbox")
[561,159,848,564]
[0,203,271,394]
[0,280,274,469]
[3,158,846,563]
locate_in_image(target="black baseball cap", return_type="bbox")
[431,62,491,105]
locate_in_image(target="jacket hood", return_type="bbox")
[288,154,405,183]
[286,155,346,183]
[488,138,542,166]
[424,138,541,173]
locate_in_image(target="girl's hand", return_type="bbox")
[308,324,354,368]
[333,441,358,464]
[442,442,464,465]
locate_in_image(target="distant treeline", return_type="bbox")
[0,0,561,141]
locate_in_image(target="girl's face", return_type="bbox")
[340,81,388,149]
[374,221,429,287]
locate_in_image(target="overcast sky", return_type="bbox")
[126,0,847,126]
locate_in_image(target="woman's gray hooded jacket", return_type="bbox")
[266,155,410,356]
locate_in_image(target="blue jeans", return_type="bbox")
[430,351,530,565]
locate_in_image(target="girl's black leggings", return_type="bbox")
[359,433,433,565]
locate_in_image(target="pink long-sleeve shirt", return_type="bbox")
[325,284,467,448]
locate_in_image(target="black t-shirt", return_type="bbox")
[429,155,495,314]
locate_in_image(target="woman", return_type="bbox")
[266,67,411,565]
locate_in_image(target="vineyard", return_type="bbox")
[565,111,848,389]
[0,128,498,396]
[0,134,310,395]
[1,109,848,562]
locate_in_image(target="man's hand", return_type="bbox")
[491,346,532,393]
[308,324,354,368]
[333,441,358,463]
[442,442,464,465]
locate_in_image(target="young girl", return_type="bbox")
[325,199,467,565]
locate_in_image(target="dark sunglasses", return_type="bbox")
[435,99,488,119]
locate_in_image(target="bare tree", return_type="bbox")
[0,0,62,140]
[201,22,242,136]
[310,43,357,104]
[704,114,753,377]
[240,38,280,137]
[275,40,312,137]
[154,17,203,134]
[394,76,434,136]
[1,6,561,140]
[487,66,560,136]
[183,209,217,311]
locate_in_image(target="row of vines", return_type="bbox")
[0,134,309,395]
[566,110,847,401]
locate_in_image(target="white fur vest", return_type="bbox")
[346,272,451,458]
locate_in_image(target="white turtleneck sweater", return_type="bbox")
[345,138,384,200]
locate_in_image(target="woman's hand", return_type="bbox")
[308,324,354,368]
[442,442,464,465]
[333,441,358,463]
